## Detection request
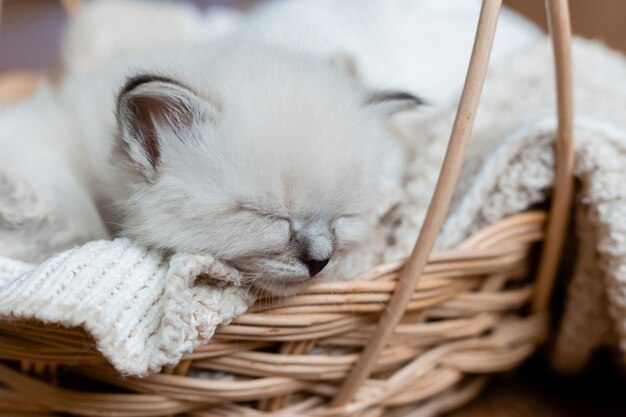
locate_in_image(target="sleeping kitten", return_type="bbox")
[0,37,419,295]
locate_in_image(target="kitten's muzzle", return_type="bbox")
[295,221,333,277]
[303,257,330,277]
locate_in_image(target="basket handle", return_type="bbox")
[532,0,574,311]
[332,0,573,406]
[332,0,504,405]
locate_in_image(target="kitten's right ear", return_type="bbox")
[116,74,212,180]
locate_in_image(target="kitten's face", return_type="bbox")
[115,50,418,295]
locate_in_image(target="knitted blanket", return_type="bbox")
[392,38,626,372]
[0,240,252,376]
[2,3,626,376]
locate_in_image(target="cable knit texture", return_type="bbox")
[2,10,626,375]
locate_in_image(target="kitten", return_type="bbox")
[0,37,419,295]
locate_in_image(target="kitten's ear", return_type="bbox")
[365,90,426,116]
[116,75,212,179]
[327,52,425,115]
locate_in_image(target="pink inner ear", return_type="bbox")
[129,95,193,169]
[130,96,163,169]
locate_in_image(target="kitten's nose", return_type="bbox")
[303,258,330,277]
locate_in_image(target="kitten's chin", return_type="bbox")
[252,275,313,297]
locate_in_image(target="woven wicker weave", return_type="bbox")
[0,0,574,416]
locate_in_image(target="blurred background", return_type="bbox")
[2,0,626,71]
[2,1,626,416]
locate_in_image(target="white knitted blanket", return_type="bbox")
[389,38,626,372]
[2,2,626,377]
[0,239,252,375]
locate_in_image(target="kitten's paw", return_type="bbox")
[0,171,54,231]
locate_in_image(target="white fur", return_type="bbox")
[0,37,405,295]
[3,0,541,294]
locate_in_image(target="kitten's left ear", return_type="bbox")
[116,74,213,180]
[365,90,426,116]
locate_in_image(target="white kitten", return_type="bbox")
[0,37,418,295]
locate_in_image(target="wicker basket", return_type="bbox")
[0,0,574,416]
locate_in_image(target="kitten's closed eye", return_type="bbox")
[238,204,291,223]
[333,215,371,247]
